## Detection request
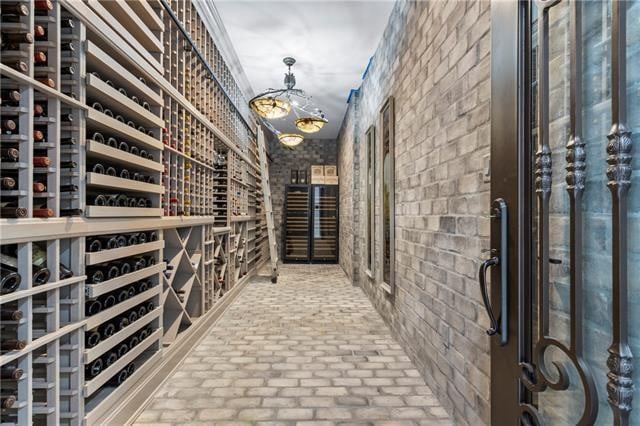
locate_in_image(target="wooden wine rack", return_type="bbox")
[1,0,269,424]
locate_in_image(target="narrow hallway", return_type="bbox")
[133,265,450,425]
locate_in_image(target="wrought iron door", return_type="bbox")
[489,0,639,424]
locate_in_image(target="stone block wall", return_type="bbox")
[267,136,338,253]
[336,1,492,424]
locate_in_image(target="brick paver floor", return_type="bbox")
[133,264,451,425]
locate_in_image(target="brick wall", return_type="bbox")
[337,91,358,280]
[267,135,338,254]
[336,1,492,424]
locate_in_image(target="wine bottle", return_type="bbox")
[108,368,128,386]
[104,351,117,367]
[60,42,74,51]
[33,156,50,167]
[33,51,46,64]
[126,363,136,377]
[146,300,155,313]
[106,166,116,176]
[0,205,26,218]
[60,113,73,122]
[60,161,76,169]
[33,24,46,39]
[0,365,23,380]
[1,339,27,351]
[33,207,54,218]
[119,169,130,180]
[85,299,102,316]
[85,329,101,348]
[129,146,139,156]
[33,103,45,116]
[1,147,19,162]
[102,294,116,309]
[115,235,127,247]
[138,328,149,341]
[60,184,78,192]
[1,248,48,287]
[1,119,17,132]
[61,137,76,146]
[127,310,138,324]
[33,182,46,193]
[85,358,102,378]
[127,233,139,246]
[117,316,129,330]
[100,322,115,339]
[61,18,74,28]
[33,129,45,142]
[87,238,102,253]
[59,263,73,280]
[128,335,139,350]
[118,141,129,152]
[2,32,33,44]
[1,177,17,190]
[0,309,22,321]
[35,0,54,12]
[1,4,29,16]
[1,395,16,409]
[105,264,120,280]
[87,267,104,284]
[6,60,28,74]
[1,90,21,105]
[116,288,128,303]
[106,137,118,148]
[137,280,149,294]
[36,77,55,88]
[91,163,105,174]
[138,233,147,244]
[89,194,107,206]
[137,304,147,318]
[117,343,128,358]
[91,132,105,143]
[60,66,74,75]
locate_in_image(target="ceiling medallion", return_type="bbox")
[249,57,327,148]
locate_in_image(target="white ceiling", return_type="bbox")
[214,0,395,139]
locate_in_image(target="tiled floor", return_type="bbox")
[133,264,450,425]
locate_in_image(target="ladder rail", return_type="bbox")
[257,127,279,282]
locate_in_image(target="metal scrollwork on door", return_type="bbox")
[605,0,634,424]
[519,0,600,424]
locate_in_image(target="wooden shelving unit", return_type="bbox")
[0,0,269,424]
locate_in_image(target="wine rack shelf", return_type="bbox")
[1,0,269,424]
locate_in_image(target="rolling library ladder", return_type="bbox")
[257,127,278,283]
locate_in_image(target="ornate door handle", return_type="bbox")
[479,256,500,336]
[478,198,508,345]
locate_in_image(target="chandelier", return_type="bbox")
[249,57,327,148]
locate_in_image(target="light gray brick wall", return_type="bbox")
[336,1,492,423]
[337,91,358,280]
[267,136,338,254]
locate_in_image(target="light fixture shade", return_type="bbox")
[250,96,291,119]
[295,116,328,133]
[278,133,304,147]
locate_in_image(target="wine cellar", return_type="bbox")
[0,0,270,424]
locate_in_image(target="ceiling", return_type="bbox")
[214,1,394,139]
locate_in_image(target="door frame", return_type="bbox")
[489,0,532,423]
